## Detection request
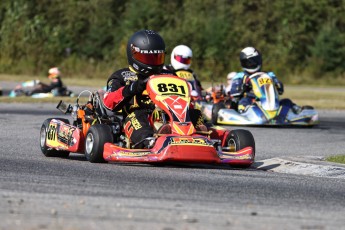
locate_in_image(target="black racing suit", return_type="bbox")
[29,76,65,95]
[103,67,204,148]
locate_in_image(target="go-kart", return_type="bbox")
[9,80,74,98]
[40,74,255,167]
[196,72,318,126]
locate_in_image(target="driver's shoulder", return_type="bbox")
[233,72,245,79]
[266,71,277,78]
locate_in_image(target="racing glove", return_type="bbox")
[241,82,251,93]
[275,81,284,95]
[123,78,147,97]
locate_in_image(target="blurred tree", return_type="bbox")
[0,0,344,83]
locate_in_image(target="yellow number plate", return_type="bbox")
[175,70,194,81]
[258,77,273,87]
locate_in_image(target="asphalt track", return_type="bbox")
[0,103,345,230]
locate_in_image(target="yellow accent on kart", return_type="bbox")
[251,79,262,98]
[265,110,278,119]
[175,70,194,81]
[172,122,194,135]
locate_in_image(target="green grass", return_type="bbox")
[0,73,106,88]
[326,155,345,164]
[0,96,77,104]
[283,86,345,110]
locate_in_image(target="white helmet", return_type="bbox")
[48,67,61,78]
[171,45,193,70]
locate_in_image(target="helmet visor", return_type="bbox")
[241,56,262,69]
[174,55,191,65]
[132,51,165,66]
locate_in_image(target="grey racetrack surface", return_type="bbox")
[0,103,345,230]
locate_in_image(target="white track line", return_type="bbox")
[254,157,345,179]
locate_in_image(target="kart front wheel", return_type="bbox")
[40,118,70,158]
[211,103,225,125]
[224,129,255,153]
[224,129,255,167]
[85,124,114,163]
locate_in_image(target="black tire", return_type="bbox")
[40,118,70,158]
[224,129,255,167]
[211,103,225,125]
[85,124,114,163]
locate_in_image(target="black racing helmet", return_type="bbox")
[239,47,262,73]
[127,30,166,77]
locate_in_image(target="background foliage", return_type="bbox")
[0,0,344,84]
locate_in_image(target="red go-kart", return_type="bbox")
[40,75,255,167]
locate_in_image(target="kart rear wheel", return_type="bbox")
[40,118,70,158]
[85,124,114,163]
[211,103,225,125]
[224,129,255,167]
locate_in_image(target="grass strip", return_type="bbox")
[326,155,345,164]
[2,74,345,109]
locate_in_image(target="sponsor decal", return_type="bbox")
[131,117,142,130]
[115,151,151,157]
[121,71,137,81]
[57,125,76,146]
[131,44,164,55]
[170,137,209,146]
[47,123,57,141]
[221,154,252,160]
[140,50,164,54]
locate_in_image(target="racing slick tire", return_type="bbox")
[211,103,225,125]
[224,129,255,168]
[40,118,70,158]
[85,124,114,163]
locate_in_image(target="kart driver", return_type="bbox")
[229,47,302,113]
[225,72,236,96]
[164,45,203,101]
[103,30,205,149]
[29,67,66,96]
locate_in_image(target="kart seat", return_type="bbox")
[93,90,120,122]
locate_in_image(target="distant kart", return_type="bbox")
[39,74,255,167]
[196,72,318,126]
[9,80,74,98]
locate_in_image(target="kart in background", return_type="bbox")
[195,72,318,126]
[40,74,255,167]
[9,80,74,98]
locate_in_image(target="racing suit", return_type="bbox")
[103,67,205,148]
[29,76,65,96]
[230,71,285,112]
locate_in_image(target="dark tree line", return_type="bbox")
[0,0,344,84]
